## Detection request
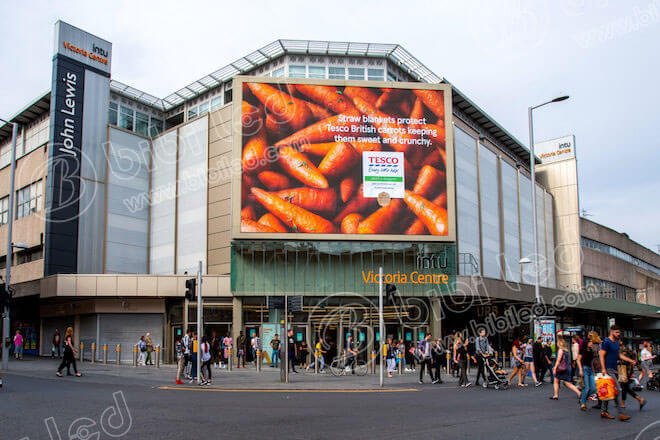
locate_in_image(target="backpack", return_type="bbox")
[201,342,211,362]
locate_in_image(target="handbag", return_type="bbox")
[617,363,629,383]
[556,352,569,374]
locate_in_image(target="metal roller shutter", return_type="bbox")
[98,314,163,363]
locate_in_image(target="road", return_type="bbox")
[1,359,659,440]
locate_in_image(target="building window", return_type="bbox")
[224,88,233,104]
[198,102,209,116]
[329,67,346,79]
[289,65,306,78]
[108,102,118,125]
[0,196,8,226]
[308,66,326,79]
[16,246,42,265]
[367,68,385,81]
[271,67,285,77]
[135,111,149,136]
[16,180,42,219]
[210,96,222,111]
[188,106,198,120]
[149,118,163,137]
[348,68,365,80]
[455,127,481,275]
[119,105,134,131]
[387,72,397,82]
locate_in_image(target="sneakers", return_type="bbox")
[535,381,543,387]
[418,380,423,384]
[465,382,472,387]
[175,379,184,385]
[432,379,439,384]
[56,371,63,377]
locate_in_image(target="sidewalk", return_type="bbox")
[1,356,468,390]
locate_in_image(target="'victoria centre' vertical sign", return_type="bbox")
[45,21,112,275]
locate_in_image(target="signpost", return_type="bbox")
[196,261,203,385]
[379,266,384,388]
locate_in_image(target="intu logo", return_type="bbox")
[93,44,108,58]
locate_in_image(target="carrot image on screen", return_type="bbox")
[412,165,446,199]
[340,175,358,203]
[241,218,278,233]
[403,190,448,235]
[251,188,335,233]
[343,87,379,106]
[258,213,288,233]
[275,114,360,147]
[404,193,447,235]
[318,142,361,180]
[413,89,445,120]
[240,205,257,221]
[242,127,269,174]
[277,146,329,189]
[341,213,364,234]
[333,185,377,223]
[246,82,313,130]
[351,97,418,153]
[295,84,359,116]
[257,171,294,191]
[357,200,403,234]
[273,187,337,215]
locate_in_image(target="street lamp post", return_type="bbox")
[1,119,19,371]
[527,96,569,337]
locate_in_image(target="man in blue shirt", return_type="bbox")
[599,325,636,421]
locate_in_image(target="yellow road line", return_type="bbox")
[158,386,418,393]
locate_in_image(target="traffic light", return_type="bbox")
[385,283,397,306]
[185,278,196,301]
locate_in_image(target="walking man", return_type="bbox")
[432,338,444,384]
[599,325,633,421]
[533,337,545,381]
[418,334,434,384]
[52,328,61,358]
[287,330,298,373]
[474,329,492,387]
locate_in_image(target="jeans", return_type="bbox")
[602,368,624,415]
[475,355,486,384]
[386,358,396,373]
[15,345,23,359]
[271,350,280,367]
[580,366,597,405]
[310,354,325,371]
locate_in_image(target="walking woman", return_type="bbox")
[620,343,646,410]
[639,341,656,386]
[550,338,581,400]
[524,338,542,387]
[200,336,212,386]
[578,331,601,411]
[456,337,471,387]
[56,327,81,377]
[385,337,396,378]
[508,339,526,387]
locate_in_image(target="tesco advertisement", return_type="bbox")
[233,77,455,241]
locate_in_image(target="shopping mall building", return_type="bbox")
[1,22,658,361]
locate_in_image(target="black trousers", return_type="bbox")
[433,358,443,382]
[458,360,469,386]
[419,358,433,382]
[288,352,297,372]
[57,354,78,374]
[201,360,212,381]
[475,355,486,384]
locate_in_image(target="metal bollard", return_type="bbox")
[398,352,403,375]
[314,353,319,374]
[133,344,138,367]
[79,342,84,362]
[156,345,161,368]
[91,342,96,364]
[102,344,108,364]
[256,350,261,372]
[446,351,451,374]
[116,344,121,365]
[228,348,233,372]
[370,351,377,374]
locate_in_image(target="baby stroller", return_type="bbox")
[483,357,509,390]
[646,369,660,391]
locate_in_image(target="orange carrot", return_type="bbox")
[410,98,424,121]
[403,190,448,235]
[296,142,337,157]
[277,146,329,189]
[357,200,403,234]
[242,174,257,204]
[241,101,264,137]
[318,142,361,180]
[295,84,359,116]
[332,184,377,223]
[376,89,411,116]
[413,89,445,120]
[420,148,447,169]
[343,86,379,106]
[275,114,361,147]
[341,213,363,234]
[241,218,278,233]
[352,97,418,153]
[404,193,447,235]
[251,188,335,233]
[412,165,446,199]
[340,174,359,203]
[375,88,395,110]
[257,170,294,191]
[422,123,446,151]
[350,138,382,154]
[258,213,288,233]
[265,112,291,142]
[242,126,270,174]
[241,205,257,221]
[273,187,337,215]
[246,83,313,130]
[305,100,333,120]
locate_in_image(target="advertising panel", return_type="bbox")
[534,318,556,354]
[232,77,454,242]
[535,135,575,164]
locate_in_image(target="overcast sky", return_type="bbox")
[1,0,658,252]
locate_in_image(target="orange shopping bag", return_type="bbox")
[596,374,617,401]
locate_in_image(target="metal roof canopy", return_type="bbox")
[0,91,50,143]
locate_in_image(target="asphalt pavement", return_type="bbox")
[1,357,659,440]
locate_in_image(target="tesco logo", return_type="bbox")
[369,156,399,164]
